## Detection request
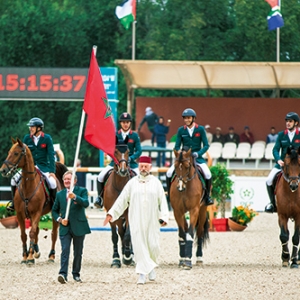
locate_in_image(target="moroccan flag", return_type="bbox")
[83,50,117,163]
[265,0,284,31]
[115,0,136,30]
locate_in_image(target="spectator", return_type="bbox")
[266,127,278,144]
[212,127,224,145]
[205,124,213,144]
[240,126,254,145]
[154,116,171,167]
[138,107,159,146]
[75,159,86,187]
[103,156,169,285]
[224,126,240,146]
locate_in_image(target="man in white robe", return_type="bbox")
[103,156,169,285]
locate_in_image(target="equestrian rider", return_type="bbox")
[166,108,214,206]
[94,112,142,209]
[7,117,57,211]
[265,112,300,213]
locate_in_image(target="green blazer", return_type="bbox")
[174,123,209,164]
[52,186,91,236]
[23,132,55,173]
[109,130,142,169]
[273,128,300,169]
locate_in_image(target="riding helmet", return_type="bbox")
[119,112,132,122]
[285,112,299,123]
[182,108,196,118]
[27,117,44,128]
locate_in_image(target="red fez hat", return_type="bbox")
[139,156,152,164]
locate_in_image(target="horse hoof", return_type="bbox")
[111,259,121,268]
[282,261,289,268]
[196,257,203,265]
[21,260,27,264]
[27,259,35,265]
[48,259,55,263]
[122,255,133,266]
[290,263,298,269]
[183,260,192,270]
[34,252,41,259]
[178,259,185,268]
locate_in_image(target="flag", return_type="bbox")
[83,50,117,163]
[115,0,136,30]
[265,0,284,31]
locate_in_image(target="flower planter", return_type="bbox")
[0,216,19,229]
[25,218,31,229]
[212,218,229,232]
[228,217,247,232]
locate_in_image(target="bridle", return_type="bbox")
[174,155,196,191]
[282,154,300,192]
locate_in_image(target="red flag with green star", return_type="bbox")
[83,50,117,163]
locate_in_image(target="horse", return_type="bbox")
[170,148,209,269]
[103,138,134,268]
[0,137,68,264]
[276,146,300,268]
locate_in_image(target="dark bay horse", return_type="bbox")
[103,138,134,267]
[0,138,68,264]
[170,148,209,269]
[276,146,300,268]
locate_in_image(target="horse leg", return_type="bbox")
[17,213,28,263]
[182,224,195,270]
[27,214,41,264]
[178,226,186,268]
[48,218,59,262]
[122,224,134,266]
[33,226,41,259]
[290,224,300,268]
[110,224,121,268]
[196,211,210,265]
[279,222,290,267]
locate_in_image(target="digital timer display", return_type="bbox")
[0,68,88,99]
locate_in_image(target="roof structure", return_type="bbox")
[114,60,300,113]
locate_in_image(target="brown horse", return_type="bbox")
[103,138,134,267]
[0,138,68,264]
[170,148,209,269]
[276,146,300,268]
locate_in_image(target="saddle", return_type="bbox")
[35,168,51,201]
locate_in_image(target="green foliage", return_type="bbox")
[231,205,258,226]
[210,163,234,218]
[0,204,16,218]
[40,213,52,222]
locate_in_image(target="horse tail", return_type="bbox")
[194,214,210,248]
[55,162,68,187]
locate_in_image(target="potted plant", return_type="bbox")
[228,205,258,231]
[0,203,18,229]
[210,163,234,231]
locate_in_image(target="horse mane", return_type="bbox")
[286,146,299,164]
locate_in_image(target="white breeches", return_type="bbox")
[166,162,211,179]
[266,168,281,186]
[98,165,139,182]
[11,168,57,189]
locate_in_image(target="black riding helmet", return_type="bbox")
[27,117,44,128]
[182,108,196,118]
[285,112,299,123]
[119,112,132,122]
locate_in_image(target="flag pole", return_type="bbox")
[276,28,280,62]
[132,21,136,60]
[65,46,97,220]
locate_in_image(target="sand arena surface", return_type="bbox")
[1,210,300,300]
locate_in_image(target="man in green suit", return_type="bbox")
[265,112,300,213]
[94,112,142,209]
[8,117,57,211]
[52,171,91,283]
[166,108,213,206]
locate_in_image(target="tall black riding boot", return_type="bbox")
[94,181,104,209]
[7,186,17,211]
[166,176,172,210]
[265,185,276,213]
[204,179,214,206]
[49,188,57,201]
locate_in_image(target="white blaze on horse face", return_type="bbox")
[121,153,125,171]
[179,179,183,191]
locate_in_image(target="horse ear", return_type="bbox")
[11,137,17,144]
[16,138,23,147]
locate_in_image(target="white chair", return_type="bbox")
[236,142,251,164]
[253,140,266,147]
[140,139,152,146]
[222,142,237,168]
[165,142,175,162]
[208,142,223,165]
[250,143,265,168]
[265,142,276,168]
[141,139,157,159]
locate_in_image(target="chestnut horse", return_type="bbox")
[170,148,209,269]
[103,138,134,267]
[276,146,300,268]
[0,138,68,264]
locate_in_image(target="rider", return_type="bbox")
[94,112,142,209]
[7,117,57,211]
[265,112,300,213]
[166,108,214,206]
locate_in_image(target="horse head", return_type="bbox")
[174,147,194,191]
[114,136,130,177]
[283,146,300,192]
[0,137,28,177]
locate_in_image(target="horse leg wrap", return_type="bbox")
[185,240,193,259]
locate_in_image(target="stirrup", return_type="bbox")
[205,197,214,206]
[265,203,276,213]
[6,201,15,212]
